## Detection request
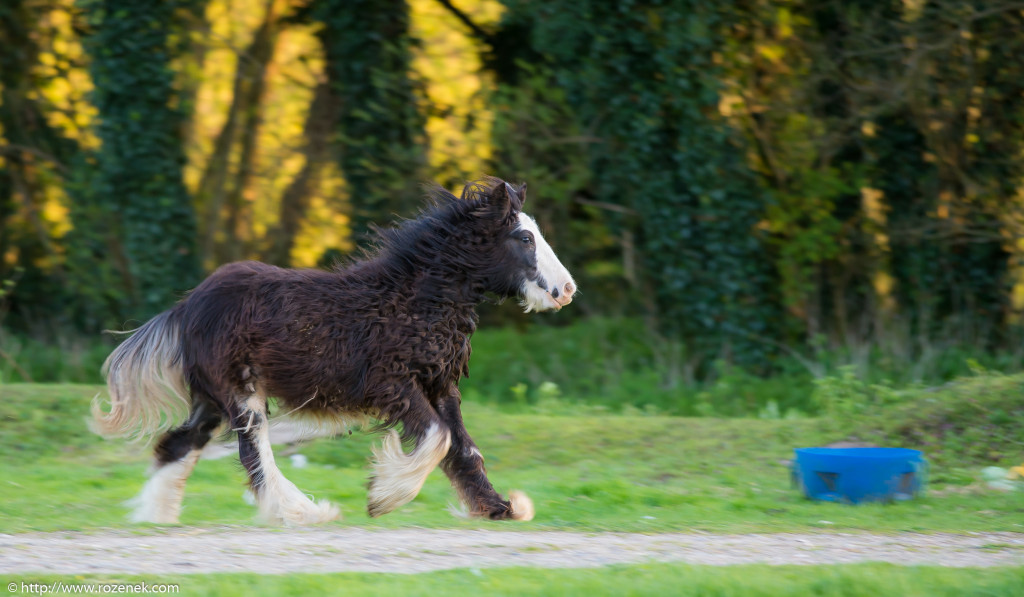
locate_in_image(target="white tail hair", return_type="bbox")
[91,311,190,440]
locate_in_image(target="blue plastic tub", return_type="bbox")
[793,447,927,504]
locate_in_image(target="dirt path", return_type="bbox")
[1,529,1022,574]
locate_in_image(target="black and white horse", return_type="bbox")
[92,178,576,524]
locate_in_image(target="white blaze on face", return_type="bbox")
[517,213,577,313]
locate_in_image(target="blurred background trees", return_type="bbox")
[3,0,1024,382]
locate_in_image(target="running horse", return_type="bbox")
[92,178,576,525]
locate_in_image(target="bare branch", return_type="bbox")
[574,197,637,215]
[433,0,494,45]
[0,345,33,383]
[0,144,69,174]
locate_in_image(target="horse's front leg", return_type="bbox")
[435,390,534,521]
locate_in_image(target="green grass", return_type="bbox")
[1,384,1022,534]
[6,564,1024,596]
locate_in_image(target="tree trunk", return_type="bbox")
[197,0,279,266]
[218,0,280,263]
[263,82,339,266]
[77,0,201,324]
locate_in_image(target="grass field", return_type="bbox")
[1,384,1022,534]
[1,383,1022,596]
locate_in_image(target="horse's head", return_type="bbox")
[471,180,577,312]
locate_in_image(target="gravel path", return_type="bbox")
[1,529,1022,574]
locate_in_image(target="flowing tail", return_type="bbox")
[91,310,190,440]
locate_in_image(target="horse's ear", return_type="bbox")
[504,182,525,213]
[483,180,523,224]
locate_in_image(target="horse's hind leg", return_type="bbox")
[367,395,452,517]
[231,391,339,525]
[435,391,533,521]
[130,397,223,523]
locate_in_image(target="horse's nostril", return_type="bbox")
[564,282,575,297]
[551,287,560,299]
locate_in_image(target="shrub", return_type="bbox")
[844,365,1024,467]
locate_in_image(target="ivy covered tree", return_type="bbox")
[495,0,781,365]
[71,0,202,327]
[316,0,428,247]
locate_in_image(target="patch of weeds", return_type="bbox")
[843,366,1024,467]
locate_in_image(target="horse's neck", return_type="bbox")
[370,246,488,307]
[348,257,475,326]
[411,271,485,320]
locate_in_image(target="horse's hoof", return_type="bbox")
[261,497,340,526]
[508,490,535,521]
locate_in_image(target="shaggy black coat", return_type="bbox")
[156,178,536,519]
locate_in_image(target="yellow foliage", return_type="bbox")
[874,271,896,310]
[185,0,329,262]
[776,8,793,39]
[291,163,352,267]
[42,186,72,239]
[33,0,98,149]
[901,0,925,21]
[860,188,886,224]
[718,93,743,118]
[756,43,785,64]
[410,0,503,183]
[250,24,323,246]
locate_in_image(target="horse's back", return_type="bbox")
[178,261,278,337]
[176,262,334,389]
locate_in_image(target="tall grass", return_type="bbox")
[3,317,1023,416]
[0,331,114,384]
[462,317,1024,415]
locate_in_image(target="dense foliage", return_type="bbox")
[497,0,781,365]
[717,0,1024,348]
[2,0,1024,374]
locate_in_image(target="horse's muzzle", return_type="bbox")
[554,281,575,308]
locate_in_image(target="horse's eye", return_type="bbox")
[521,234,533,244]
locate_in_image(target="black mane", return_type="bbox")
[351,178,525,302]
